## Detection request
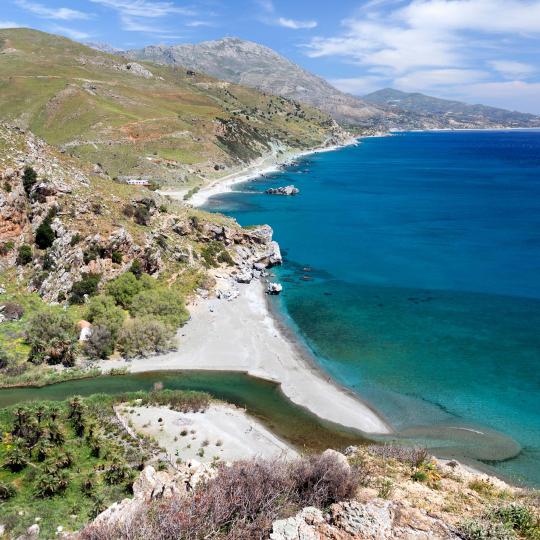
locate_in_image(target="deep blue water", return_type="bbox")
[203,130,540,485]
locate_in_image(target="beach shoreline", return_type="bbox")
[162,137,359,208]
[100,280,392,435]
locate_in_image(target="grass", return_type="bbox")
[0,390,212,538]
[0,28,335,187]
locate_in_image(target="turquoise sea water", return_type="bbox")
[203,130,540,486]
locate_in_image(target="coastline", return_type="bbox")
[100,280,392,435]
[162,137,359,208]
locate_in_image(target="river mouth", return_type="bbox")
[0,370,523,484]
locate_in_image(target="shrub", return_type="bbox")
[117,317,174,358]
[130,287,189,329]
[134,205,151,226]
[70,233,82,246]
[111,250,123,264]
[83,325,115,359]
[35,215,55,249]
[16,244,33,265]
[85,295,125,340]
[69,273,101,304]
[0,346,15,370]
[367,444,428,467]
[26,307,78,366]
[22,166,37,195]
[4,441,28,472]
[81,453,361,540]
[490,504,540,538]
[129,259,143,278]
[459,519,516,540]
[0,240,15,255]
[35,469,69,497]
[0,481,16,500]
[106,272,146,309]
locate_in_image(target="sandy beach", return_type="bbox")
[117,402,298,464]
[162,138,358,208]
[102,280,391,435]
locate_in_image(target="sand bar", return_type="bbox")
[117,402,297,464]
[102,281,392,435]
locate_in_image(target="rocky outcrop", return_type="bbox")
[265,185,299,196]
[270,500,459,540]
[266,282,283,295]
[70,462,216,538]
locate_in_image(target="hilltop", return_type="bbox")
[364,88,539,128]
[125,37,540,131]
[0,29,346,190]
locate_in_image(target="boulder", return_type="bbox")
[266,282,283,295]
[265,185,300,196]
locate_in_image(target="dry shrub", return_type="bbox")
[367,443,428,467]
[81,452,362,540]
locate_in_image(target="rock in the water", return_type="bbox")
[265,185,299,196]
[266,282,283,295]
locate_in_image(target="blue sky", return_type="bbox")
[2,0,540,113]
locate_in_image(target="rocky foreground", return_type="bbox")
[16,445,535,540]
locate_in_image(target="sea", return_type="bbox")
[202,130,540,486]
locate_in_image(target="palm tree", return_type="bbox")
[35,469,69,497]
[34,438,52,462]
[4,440,28,472]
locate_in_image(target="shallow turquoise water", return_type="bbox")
[203,130,540,485]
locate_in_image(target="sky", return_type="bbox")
[1,0,540,114]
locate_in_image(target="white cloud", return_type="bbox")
[303,0,540,111]
[489,60,536,79]
[0,21,20,28]
[51,25,91,40]
[15,0,92,20]
[460,80,540,114]
[89,0,194,18]
[278,17,317,30]
[185,20,216,28]
[394,68,489,90]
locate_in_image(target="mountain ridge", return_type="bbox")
[126,38,540,131]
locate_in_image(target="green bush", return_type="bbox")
[129,259,143,278]
[106,272,146,309]
[35,215,55,249]
[0,481,16,500]
[69,273,101,304]
[130,287,189,329]
[22,166,37,195]
[34,468,69,497]
[490,504,540,538]
[111,250,123,264]
[117,317,174,358]
[459,519,516,540]
[26,307,78,366]
[0,240,15,255]
[85,295,125,339]
[16,244,33,265]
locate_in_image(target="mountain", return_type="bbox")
[364,88,539,128]
[85,41,122,54]
[125,37,540,131]
[125,37,389,130]
[0,29,346,189]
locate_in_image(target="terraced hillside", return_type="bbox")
[0,29,345,189]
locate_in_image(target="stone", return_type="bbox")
[265,185,300,196]
[266,282,283,295]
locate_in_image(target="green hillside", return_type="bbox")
[0,29,338,188]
